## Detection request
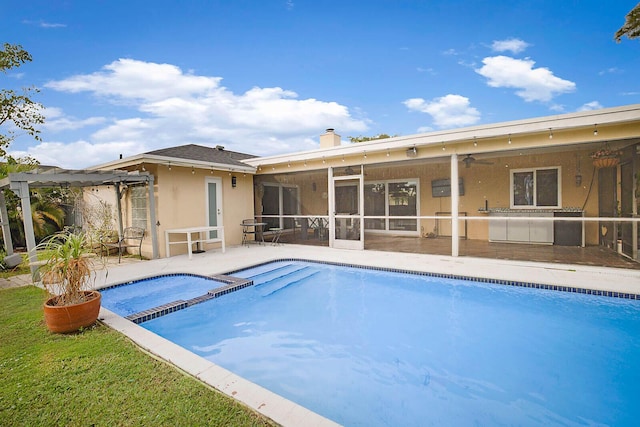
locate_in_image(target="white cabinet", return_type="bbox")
[488,217,507,241]
[506,212,531,242]
[530,213,554,242]
[489,211,554,244]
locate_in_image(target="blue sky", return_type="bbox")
[3,0,639,168]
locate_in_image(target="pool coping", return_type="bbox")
[95,244,640,427]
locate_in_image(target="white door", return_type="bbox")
[330,168,364,250]
[206,177,223,238]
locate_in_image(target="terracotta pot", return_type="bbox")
[592,157,619,169]
[43,291,101,333]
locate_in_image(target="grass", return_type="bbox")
[0,286,277,427]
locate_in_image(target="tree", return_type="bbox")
[348,133,397,143]
[615,2,640,42]
[0,43,44,157]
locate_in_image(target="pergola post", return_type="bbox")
[0,192,14,256]
[114,183,124,238]
[11,181,39,277]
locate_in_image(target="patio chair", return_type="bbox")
[102,226,145,263]
[241,219,261,246]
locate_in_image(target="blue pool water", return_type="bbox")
[100,274,221,316]
[102,261,640,426]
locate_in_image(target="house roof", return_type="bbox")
[91,144,258,173]
[145,144,257,167]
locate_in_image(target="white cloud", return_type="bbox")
[22,19,66,28]
[598,67,622,76]
[33,58,369,168]
[45,59,221,102]
[10,140,140,169]
[577,101,603,111]
[475,56,576,102]
[417,126,434,133]
[491,38,530,54]
[42,107,107,132]
[403,94,481,128]
[417,67,436,75]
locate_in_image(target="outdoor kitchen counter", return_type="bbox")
[486,208,584,246]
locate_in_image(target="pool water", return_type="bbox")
[103,261,640,426]
[100,274,222,317]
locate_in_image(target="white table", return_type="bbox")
[165,226,225,259]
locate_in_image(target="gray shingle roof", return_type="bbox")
[145,144,257,168]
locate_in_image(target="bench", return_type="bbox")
[102,227,145,263]
[165,226,225,259]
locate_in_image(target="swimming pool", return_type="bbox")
[101,260,640,426]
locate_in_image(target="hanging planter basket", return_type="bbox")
[592,156,620,169]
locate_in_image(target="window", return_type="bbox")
[130,186,147,230]
[511,167,560,208]
[364,180,418,232]
[261,183,300,229]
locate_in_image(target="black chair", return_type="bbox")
[102,227,145,262]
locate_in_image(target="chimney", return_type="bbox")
[319,128,341,148]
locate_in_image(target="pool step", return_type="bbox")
[232,261,298,281]
[250,263,310,286]
[259,267,320,297]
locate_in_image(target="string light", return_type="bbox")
[593,124,598,136]
[442,142,446,151]
[508,134,512,144]
[386,149,390,157]
[549,128,553,139]
[473,137,477,147]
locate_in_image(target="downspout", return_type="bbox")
[451,154,459,257]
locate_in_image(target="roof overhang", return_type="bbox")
[244,103,640,168]
[91,154,257,174]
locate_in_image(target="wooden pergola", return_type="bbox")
[0,168,159,276]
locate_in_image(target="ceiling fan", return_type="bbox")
[461,154,494,168]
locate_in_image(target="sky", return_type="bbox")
[3,0,640,169]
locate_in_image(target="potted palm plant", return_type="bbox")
[37,232,101,333]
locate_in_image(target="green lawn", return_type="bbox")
[0,286,277,426]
